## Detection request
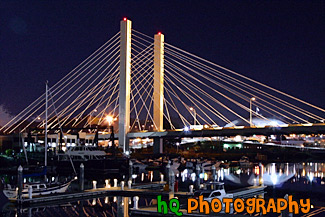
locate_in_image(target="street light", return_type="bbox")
[105,115,114,126]
[189,107,197,125]
[250,97,256,127]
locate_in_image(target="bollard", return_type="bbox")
[212,165,216,182]
[121,181,125,190]
[189,185,194,194]
[128,180,132,189]
[80,163,84,191]
[28,186,32,199]
[196,164,200,190]
[92,181,97,190]
[133,196,139,209]
[17,165,23,202]
[166,160,171,185]
[114,179,118,187]
[105,179,110,188]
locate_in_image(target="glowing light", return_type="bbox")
[184,126,189,131]
[271,174,277,185]
[204,173,208,181]
[105,115,114,125]
[158,32,162,35]
[123,17,127,21]
[251,97,256,101]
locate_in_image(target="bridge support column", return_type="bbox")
[153,137,163,154]
[153,33,164,131]
[118,18,132,154]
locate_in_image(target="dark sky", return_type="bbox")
[1,0,324,116]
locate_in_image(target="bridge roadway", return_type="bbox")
[126,123,325,139]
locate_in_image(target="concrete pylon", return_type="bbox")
[153,33,164,131]
[118,18,132,154]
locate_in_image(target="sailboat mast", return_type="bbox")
[45,81,48,167]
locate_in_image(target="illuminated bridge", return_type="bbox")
[1,19,325,154]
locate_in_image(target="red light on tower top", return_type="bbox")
[123,17,127,21]
[158,32,162,35]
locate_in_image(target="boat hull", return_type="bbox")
[3,181,71,200]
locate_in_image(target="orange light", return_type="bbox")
[123,17,127,21]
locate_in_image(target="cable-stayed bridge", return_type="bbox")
[1,19,325,154]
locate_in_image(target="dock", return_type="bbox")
[129,207,249,217]
[17,182,167,205]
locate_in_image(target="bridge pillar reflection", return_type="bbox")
[153,32,164,131]
[119,18,132,153]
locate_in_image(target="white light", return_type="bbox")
[184,126,189,131]
[191,173,196,181]
[308,172,314,182]
[271,174,277,185]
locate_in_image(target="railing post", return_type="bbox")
[129,160,133,182]
[28,185,32,199]
[79,163,84,191]
[196,164,200,190]
[17,165,23,203]
[166,160,171,185]
[121,181,125,190]
[212,165,216,183]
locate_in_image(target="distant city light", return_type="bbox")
[184,126,189,131]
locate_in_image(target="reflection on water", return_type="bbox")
[180,162,325,187]
[3,197,125,217]
[1,162,325,216]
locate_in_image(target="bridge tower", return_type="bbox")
[153,32,165,154]
[153,32,165,131]
[118,18,132,153]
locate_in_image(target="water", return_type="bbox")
[1,161,325,216]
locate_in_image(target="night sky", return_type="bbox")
[1,1,324,117]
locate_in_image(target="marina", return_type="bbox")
[1,1,325,216]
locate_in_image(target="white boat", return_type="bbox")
[57,146,107,161]
[3,83,73,201]
[195,182,233,202]
[3,179,72,200]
